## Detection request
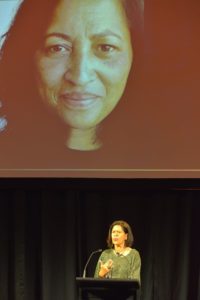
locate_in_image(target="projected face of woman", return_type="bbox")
[35,0,133,151]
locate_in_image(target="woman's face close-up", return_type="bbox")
[111,225,128,247]
[35,0,133,130]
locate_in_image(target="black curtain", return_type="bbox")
[0,179,200,300]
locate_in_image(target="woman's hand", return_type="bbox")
[98,259,113,278]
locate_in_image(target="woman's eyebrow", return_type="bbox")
[44,32,72,41]
[44,30,122,41]
[91,29,122,40]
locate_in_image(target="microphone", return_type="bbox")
[82,249,102,278]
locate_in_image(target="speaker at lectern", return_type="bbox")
[76,277,140,300]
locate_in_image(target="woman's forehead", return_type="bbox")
[112,224,124,231]
[48,0,130,36]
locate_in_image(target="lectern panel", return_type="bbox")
[76,277,140,300]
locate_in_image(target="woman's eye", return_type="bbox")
[98,44,116,53]
[95,43,120,59]
[44,44,72,56]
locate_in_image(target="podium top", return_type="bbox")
[76,277,140,290]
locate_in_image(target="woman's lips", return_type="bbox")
[60,92,101,109]
[113,238,118,241]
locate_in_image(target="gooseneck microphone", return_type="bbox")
[82,249,102,278]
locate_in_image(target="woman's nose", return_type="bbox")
[64,49,95,86]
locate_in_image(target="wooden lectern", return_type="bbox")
[76,277,140,300]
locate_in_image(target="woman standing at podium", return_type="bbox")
[94,220,141,284]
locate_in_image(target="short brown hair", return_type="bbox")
[106,220,134,248]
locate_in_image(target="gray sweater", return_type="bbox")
[94,248,141,284]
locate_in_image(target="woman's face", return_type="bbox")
[111,225,128,247]
[35,0,133,130]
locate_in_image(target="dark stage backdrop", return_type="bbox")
[0,179,200,300]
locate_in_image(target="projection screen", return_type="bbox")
[0,0,200,178]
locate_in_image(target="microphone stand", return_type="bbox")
[82,249,102,278]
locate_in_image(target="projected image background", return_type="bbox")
[0,0,200,178]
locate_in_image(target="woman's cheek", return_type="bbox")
[102,53,132,83]
[36,57,67,86]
